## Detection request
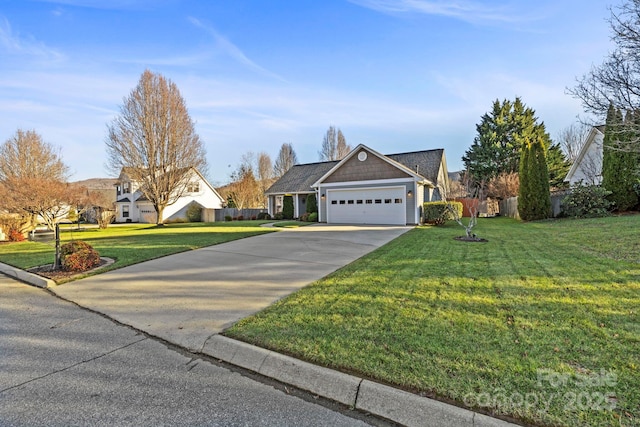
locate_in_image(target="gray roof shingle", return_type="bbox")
[386,149,444,184]
[266,161,338,194]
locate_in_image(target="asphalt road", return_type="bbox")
[0,274,376,427]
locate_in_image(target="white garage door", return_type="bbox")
[327,187,406,225]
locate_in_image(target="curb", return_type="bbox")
[203,335,520,427]
[0,261,56,288]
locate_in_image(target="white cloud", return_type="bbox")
[0,17,64,61]
[350,0,524,25]
[187,17,285,81]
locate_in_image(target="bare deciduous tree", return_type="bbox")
[257,152,274,208]
[487,172,520,200]
[273,143,298,178]
[71,186,116,229]
[225,167,261,211]
[105,70,207,225]
[319,126,351,161]
[3,178,74,230]
[569,0,640,153]
[557,122,592,163]
[0,129,68,181]
[0,129,71,231]
[440,174,485,240]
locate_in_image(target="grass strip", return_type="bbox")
[226,216,640,427]
[0,221,274,278]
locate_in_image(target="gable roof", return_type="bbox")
[386,148,445,185]
[266,161,338,194]
[312,144,427,187]
[564,126,605,183]
[266,145,446,195]
[116,166,224,204]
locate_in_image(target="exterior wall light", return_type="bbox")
[407,190,413,197]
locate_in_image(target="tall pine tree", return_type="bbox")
[463,98,560,190]
[602,104,640,211]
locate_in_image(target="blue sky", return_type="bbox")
[0,0,614,185]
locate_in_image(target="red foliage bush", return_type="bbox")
[8,229,25,242]
[60,241,101,272]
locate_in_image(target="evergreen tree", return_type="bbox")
[546,143,571,189]
[518,117,552,220]
[602,105,640,211]
[282,195,294,219]
[463,98,554,189]
[306,193,317,214]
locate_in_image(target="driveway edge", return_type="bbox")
[203,335,521,427]
[0,262,56,288]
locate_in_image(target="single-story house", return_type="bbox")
[114,167,224,223]
[266,144,449,225]
[564,126,604,186]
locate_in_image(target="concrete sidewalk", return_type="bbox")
[4,224,520,426]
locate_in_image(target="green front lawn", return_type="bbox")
[271,221,313,228]
[0,221,274,279]
[226,216,640,427]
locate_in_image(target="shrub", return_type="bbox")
[274,212,284,220]
[164,218,188,224]
[8,229,25,242]
[186,203,202,222]
[237,215,244,221]
[60,241,101,272]
[257,212,271,220]
[308,212,318,222]
[283,195,294,220]
[0,215,30,241]
[300,212,310,222]
[225,215,233,222]
[250,215,257,220]
[562,183,613,218]
[306,193,318,214]
[423,201,462,225]
[60,241,93,257]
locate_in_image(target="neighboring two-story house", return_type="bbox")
[114,167,224,223]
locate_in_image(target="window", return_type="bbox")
[122,205,130,218]
[375,199,382,204]
[384,199,392,204]
[331,200,338,205]
[365,199,373,204]
[339,200,346,205]
[123,182,130,193]
[395,198,403,204]
[356,200,363,204]
[347,200,354,205]
[187,182,200,193]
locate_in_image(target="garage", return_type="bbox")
[327,187,406,225]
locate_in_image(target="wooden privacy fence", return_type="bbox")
[498,191,570,219]
[499,197,520,219]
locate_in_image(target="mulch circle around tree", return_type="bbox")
[454,236,488,242]
[27,257,114,282]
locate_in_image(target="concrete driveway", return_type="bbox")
[51,224,411,352]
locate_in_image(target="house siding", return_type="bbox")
[323,152,411,183]
[114,168,223,223]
